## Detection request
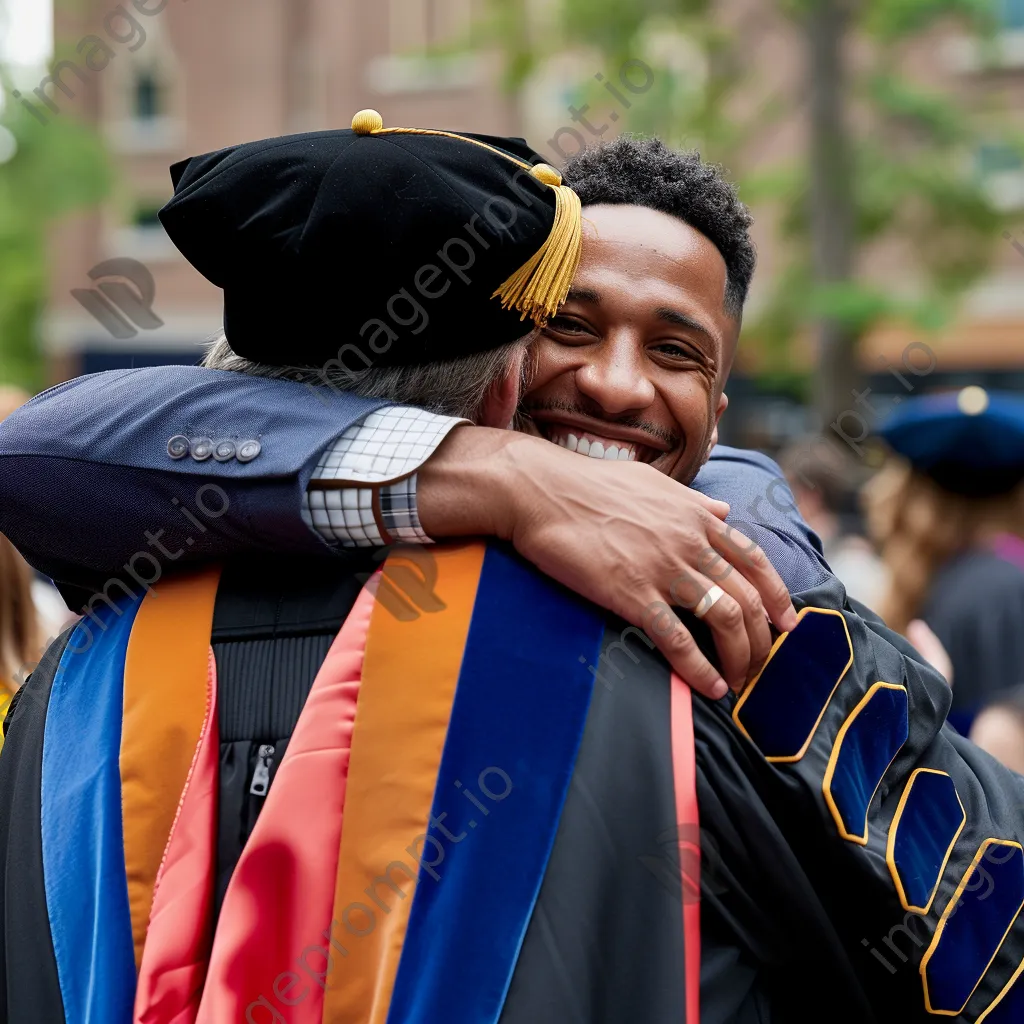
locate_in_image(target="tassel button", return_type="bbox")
[352,109,384,135]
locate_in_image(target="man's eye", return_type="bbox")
[545,316,590,335]
[652,341,698,359]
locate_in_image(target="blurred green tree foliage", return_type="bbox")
[488,0,1017,427]
[0,74,111,391]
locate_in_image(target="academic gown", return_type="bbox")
[922,543,1024,733]
[1,543,1023,1024]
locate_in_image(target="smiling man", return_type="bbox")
[519,198,737,480]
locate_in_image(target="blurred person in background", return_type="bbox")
[0,535,38,727]
[970,685,1024,775]
[779,437,888,611]
[0,389,39,713]
[865,386,1024,734]
[0,387,70,645]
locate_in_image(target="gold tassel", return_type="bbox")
[351,110,584,326]
[492,183,583,326]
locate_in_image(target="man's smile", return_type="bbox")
[526,408,674,466]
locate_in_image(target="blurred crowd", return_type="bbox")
[780,388,1024,774]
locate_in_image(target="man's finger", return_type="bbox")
[693,585,752,690]
[711,569,772,680]
[707,520,797,633]
[686,492,730,520]
[644,602,728,700]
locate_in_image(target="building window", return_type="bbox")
[108,198,175,261]
[1001,0,1024,30]
[371,0,479,93]
[388,0,472,54]
[133,203,164,231]
[976,142,1024,211]
[133,70,162,121]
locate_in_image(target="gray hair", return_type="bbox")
[201,331,533,421]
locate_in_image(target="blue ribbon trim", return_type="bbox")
[41,601,141,1024]
[387,544,604,1024]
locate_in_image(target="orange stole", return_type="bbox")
[120,567,222,970]
[194,585,376,1024]
[133,648,220,1024]
[321,543,486,1024]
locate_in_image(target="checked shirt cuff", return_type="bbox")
[303,406,467,548]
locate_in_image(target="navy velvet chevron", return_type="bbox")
[824,682,908,844]
[888,769,965,914]
[733,608,852,761]
[923,841,1024,1016]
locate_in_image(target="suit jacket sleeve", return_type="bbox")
[691,445,834,594]
[732,575,1024,1022]
[0,365,389,607]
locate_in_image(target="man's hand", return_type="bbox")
[418,427,798,699]
[906,619,953,687]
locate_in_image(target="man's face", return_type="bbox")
[519,203,739,483]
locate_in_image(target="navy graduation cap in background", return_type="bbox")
[878,386,1024,496]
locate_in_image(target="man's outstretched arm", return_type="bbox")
[0,366,389,603]
[0,365,797,695]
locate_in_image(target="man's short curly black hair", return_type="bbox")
[562,137,755,319]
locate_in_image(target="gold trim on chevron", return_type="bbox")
[732,606,854,764]
[886,768,966,915]
[920,838,1024,1017]
[822,681,907,845]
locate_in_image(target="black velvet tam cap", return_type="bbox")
[878,386,1024,496]
[159,111,581,369]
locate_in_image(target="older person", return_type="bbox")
[4,119,1024,1024]
[0,119,811,1024]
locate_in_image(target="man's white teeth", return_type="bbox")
[551,431,638,461]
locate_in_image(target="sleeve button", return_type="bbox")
[213,440,237,462]
[167,435,190,460]
[190,437,214,461]
[237,439,262,463]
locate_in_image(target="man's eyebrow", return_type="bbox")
[654,306,718,345]
[565,287,601,304]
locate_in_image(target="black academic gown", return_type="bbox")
[0,551,1021,1023]
[923,547,1024,731]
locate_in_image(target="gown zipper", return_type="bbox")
[249,743,275,797]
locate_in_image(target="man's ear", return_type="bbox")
[706,391,729,455]
[478,346,527,428]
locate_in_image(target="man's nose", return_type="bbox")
[574,336,656,416]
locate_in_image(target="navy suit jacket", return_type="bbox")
[0,364,830,610]
[0,367,386,606]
